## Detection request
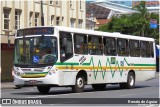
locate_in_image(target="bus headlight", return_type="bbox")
[17,72,21,76]
[48,69,56,75]
[48,71,52,75]
[14,67,24,77]
[14,71,19,76]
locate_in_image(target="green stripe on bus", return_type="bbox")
[134,64,156,66]
[54,57,155,79]
[55,62,79,65]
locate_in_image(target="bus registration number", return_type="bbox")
[29,80,37,84]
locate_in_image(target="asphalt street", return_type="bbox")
[1,77,159,106]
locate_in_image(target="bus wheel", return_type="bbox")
[92,84,106,91]
[14,85,22,89]
[37,85,50,94]
[120,72,135,89]
[72,76,85,93]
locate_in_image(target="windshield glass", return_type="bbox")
[14,36,58,67]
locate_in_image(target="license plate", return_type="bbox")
[29,80,37,84]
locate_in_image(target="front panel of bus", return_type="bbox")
[13,27,60,86]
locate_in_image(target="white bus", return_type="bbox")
[13,26,156,94]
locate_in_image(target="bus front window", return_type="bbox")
[14,36,58,67]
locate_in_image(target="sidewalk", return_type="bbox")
[1,81,15,89]
[1,72,159,89]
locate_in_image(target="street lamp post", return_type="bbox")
[41,1,44,26]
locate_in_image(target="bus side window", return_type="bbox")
[117,39,129,56]
[88,35,103,55]
[60,32,73,62]
[140,41,150,57]
[74,33,88,54]
[130,40,140,57]
[103,37,116,56]
[150,42,154,57]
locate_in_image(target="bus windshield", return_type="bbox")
[14,36,58,67]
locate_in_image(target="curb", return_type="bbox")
[1,86,15,89]
[1,82,15,89]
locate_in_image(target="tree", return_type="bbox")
[97,1,159,44]
[133,1,149,36]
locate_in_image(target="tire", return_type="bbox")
[120,72,135,89]
[92,84,106,91]
[119,83,126,89]
[14,85,22,89]
[72,76,85,93]
[37,85,50,94]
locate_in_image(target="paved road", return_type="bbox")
[1,77,159,98]
[1,77,159,106]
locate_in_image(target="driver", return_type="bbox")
[40,50,55,63]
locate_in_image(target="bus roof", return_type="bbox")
[16,26,155,42]
[54,26,155,42]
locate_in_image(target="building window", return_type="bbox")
[3,8,11,29]
[50,0,53,5]
[78,20,83,28]
[35,12,39,26]
[29,12,33,27]
[56,0,59,6]
[15,9,21,30]
[70,18,75,28]
[51,15,54,26]
[80,0,82,9]
[70,0,72,8]
[56,17,60,25]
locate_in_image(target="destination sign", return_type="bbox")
[17,27,54,36]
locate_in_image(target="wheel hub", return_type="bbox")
[77,78,83,88]
[129,75,134,86]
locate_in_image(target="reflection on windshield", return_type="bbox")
[14,36,57,66]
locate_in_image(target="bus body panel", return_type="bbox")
[13,26,156,87]
[58,55,156,85]
[13,72,60,86]
[63,71,77,85]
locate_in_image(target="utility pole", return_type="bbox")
[41,1,44,26]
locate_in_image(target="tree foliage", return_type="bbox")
[97,1,159,44]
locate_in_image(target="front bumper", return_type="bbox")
[13,74,59,86]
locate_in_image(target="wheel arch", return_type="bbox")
[76,70,88,84]
[128,70,136,81]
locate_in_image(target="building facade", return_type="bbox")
[132,0,159,7]
[109,0,159,8]
[132,0,159,14]
[0,0,86,81]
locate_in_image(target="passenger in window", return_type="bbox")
[88,40,93,54]
[60,46,65,60]
[39,49,54,63]
[118,41,123,55]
